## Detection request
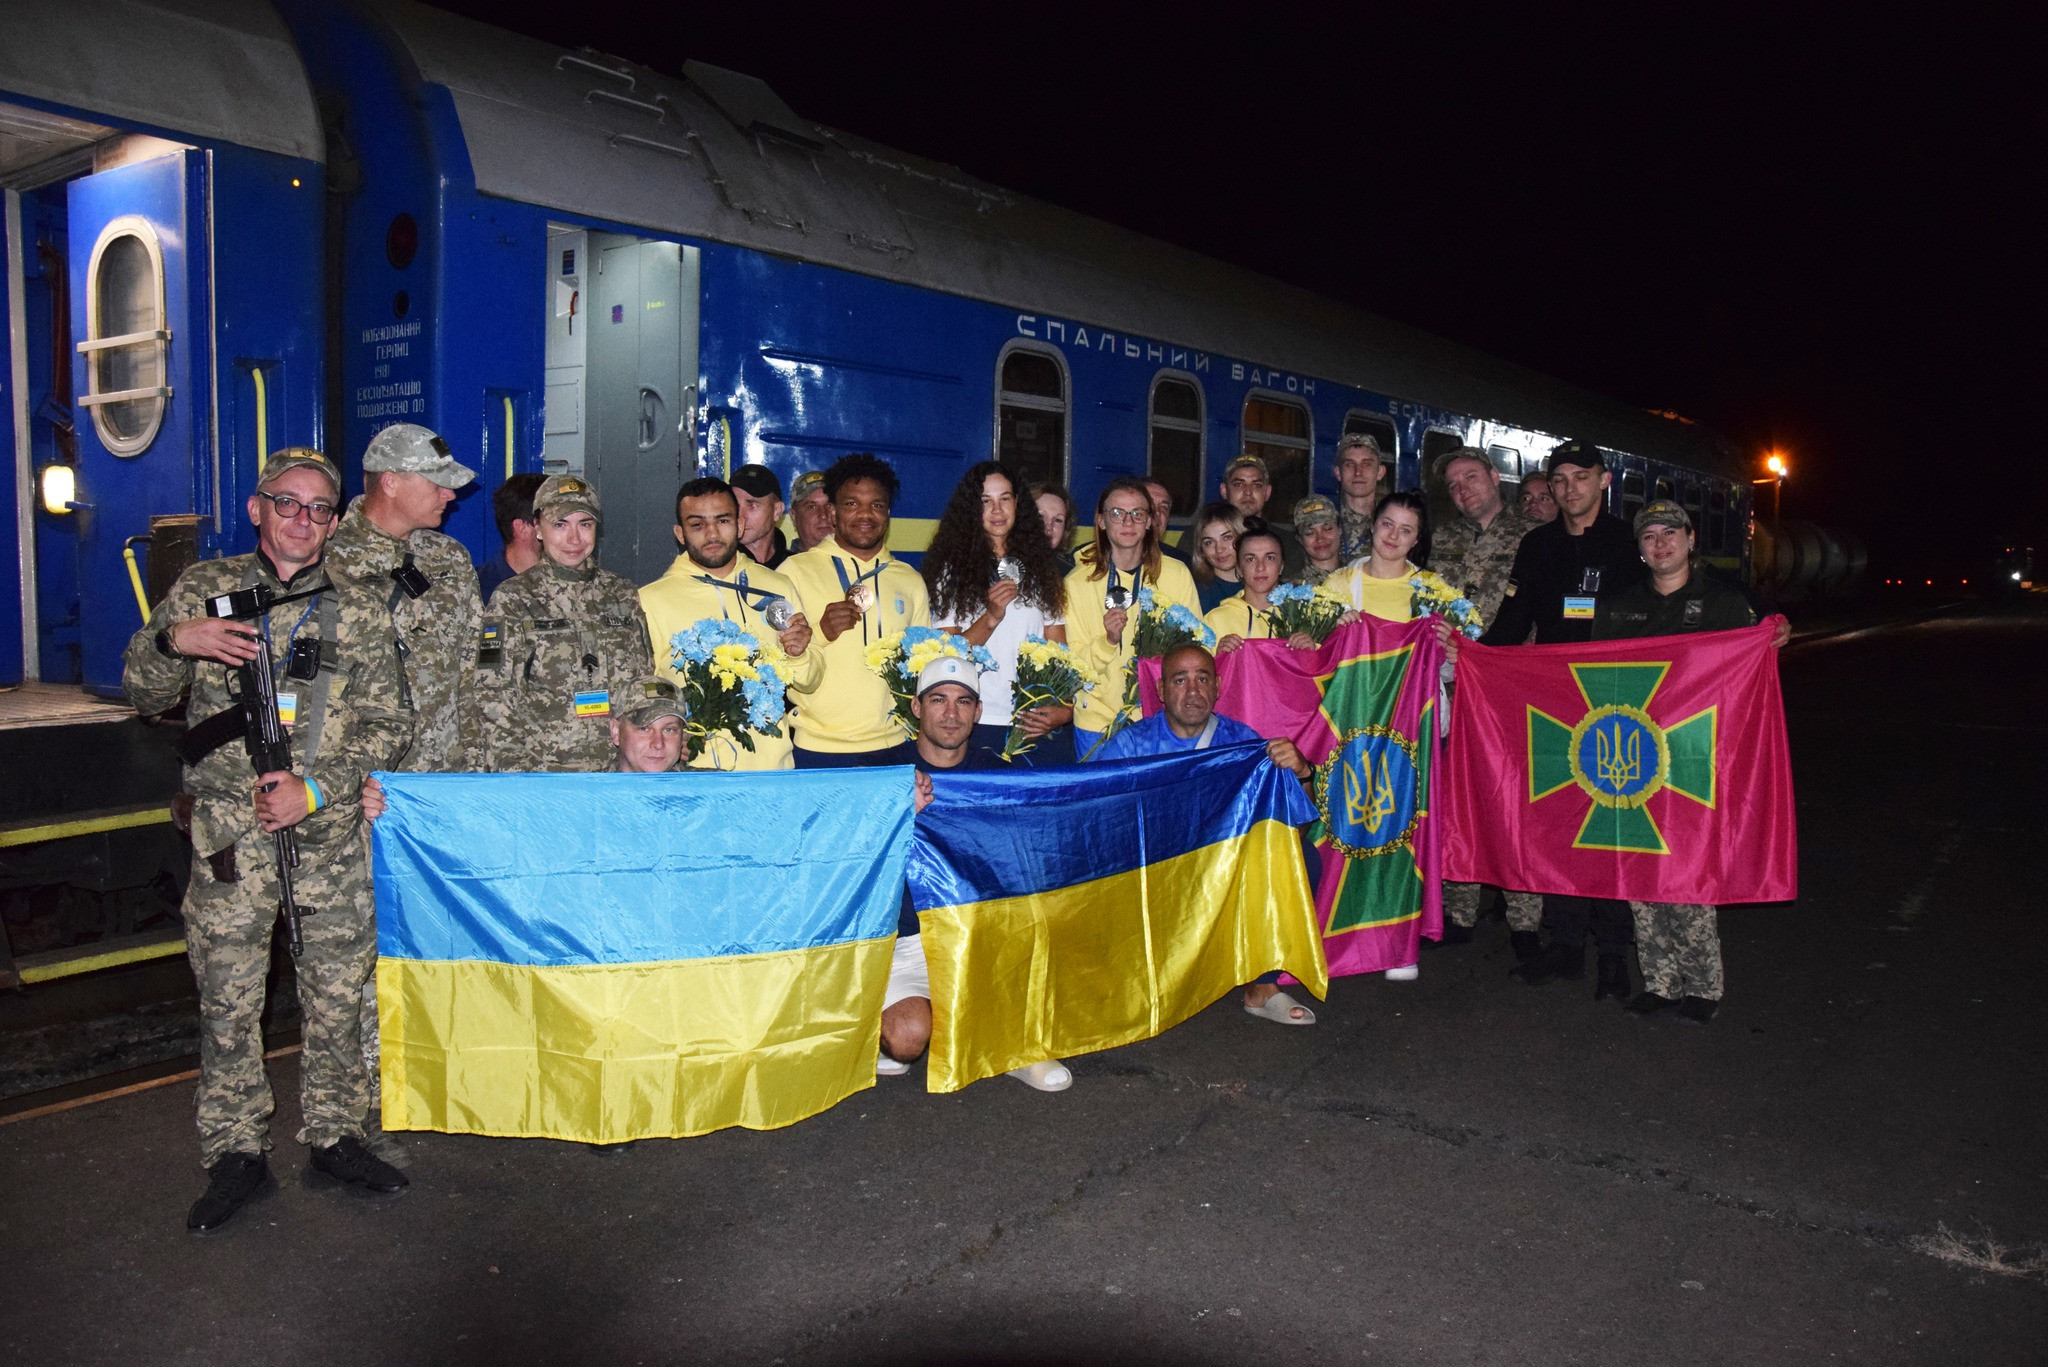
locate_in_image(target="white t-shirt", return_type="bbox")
[934,579,1065,726]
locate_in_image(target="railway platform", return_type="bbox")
[1,596,2044,1365]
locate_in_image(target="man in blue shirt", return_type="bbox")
[1093,643,1319,1025]
[874,654,1073,1092]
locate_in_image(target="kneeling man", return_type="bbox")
[874,655,1074,1092]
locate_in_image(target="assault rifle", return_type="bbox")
[177,581,331,956]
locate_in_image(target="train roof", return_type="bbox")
[0,0,323,177]
[377,0,1738,478]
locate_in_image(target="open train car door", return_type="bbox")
[64,150,209,693]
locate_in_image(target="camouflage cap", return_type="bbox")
[618,676,687,726]
[258,447,342,494]
[1546,439,1606,473]
[363,423,477,489]
[1222,454,1270,483]
[1291,493,1340,530]
[1634,499,1693,537]
[1434,445,1493,480]
[1335,432,1384,461]
[790,470,827,502]
[533,473,601,523]
[916,654,980,698]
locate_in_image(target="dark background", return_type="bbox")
[427,2,2041,580]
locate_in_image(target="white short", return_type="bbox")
[883,933,929,1009]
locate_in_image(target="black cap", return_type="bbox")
[730,464,783,501]
[1546,440,1606,473]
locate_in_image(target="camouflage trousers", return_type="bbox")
[1628,901,1723,1000]
[182,831,377,1167]
[1444,882,1543,932]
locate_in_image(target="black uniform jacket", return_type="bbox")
[1593,567,1759,641]
[1482,512,1645,646]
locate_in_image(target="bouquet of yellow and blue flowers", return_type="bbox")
[668,618,788,763]
[1265,582,1349,643]
[1119,586,1219,718]
[866,626,999,737]
[1409,573,1486,639]
[1005,635,1092,761]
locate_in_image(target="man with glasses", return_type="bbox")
[123,449,416,1233]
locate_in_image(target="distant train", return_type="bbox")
[4,0,1771,703]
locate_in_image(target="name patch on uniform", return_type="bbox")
[1563,596,1597,620]
[478,622,503,667]
[573,691,611,717]
[277,692,299,727]
[1683,599,1704,626]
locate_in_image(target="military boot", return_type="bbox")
[309,1135,409,1194]
[1595,954,1630,1002]
[1509,930,1543,965]
[187,1151,269,1234]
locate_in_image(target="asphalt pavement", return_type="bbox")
[2,593,2042,1365]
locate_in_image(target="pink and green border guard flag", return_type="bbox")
[1443,622,1797,903]
[1140,618,1446,976]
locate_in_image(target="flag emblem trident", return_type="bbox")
[1528,663,1717,854]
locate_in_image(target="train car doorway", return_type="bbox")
[543,227,700,588]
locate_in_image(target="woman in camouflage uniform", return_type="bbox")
[480,474,653,771]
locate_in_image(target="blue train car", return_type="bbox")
[288,0,1752,593]
[0,0,327,696]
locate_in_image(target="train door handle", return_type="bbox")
[637,386,666,451]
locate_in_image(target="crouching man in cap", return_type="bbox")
[123,449,416,1233]
[870,655,1075,1092]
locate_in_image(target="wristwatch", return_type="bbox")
[154,627,178,658]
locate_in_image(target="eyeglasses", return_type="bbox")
[256,492,339,524]
[1103,507,1150,524]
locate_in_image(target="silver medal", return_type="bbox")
[1104,584,1133,611]
[762,597,795,631]
[993,556,1023,583]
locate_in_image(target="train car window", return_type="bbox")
[1486,444,1520,477]
[1419,430,1465,479]
[1148,374,1205,524]
[1708,486,1730,552]
[79,216,170,457]
[1620,469,1646,520]
[996,344,1068,488]
[1342,411,1398,460]
[1653,476,1674,501]
[1243,394,1312,513]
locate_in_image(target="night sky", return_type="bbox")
[431,2,2040,580]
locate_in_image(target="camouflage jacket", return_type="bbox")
[480,561,653,772]
[324,501,483,773]
[1338,502,1377,564]
[121,553,414,859]
[1431,505,1541,624]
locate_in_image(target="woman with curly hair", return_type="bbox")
[1063,475,1201,751]
[923,462,1075,764]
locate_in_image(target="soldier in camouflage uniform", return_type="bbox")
[480,474,654,771]
[122,449,415,1233]
[1430,447,1546,950]
[1596,500,1768,1024]
[1334,433,1386,564]
[1288,494,1344,587]
[323,423,483,1138]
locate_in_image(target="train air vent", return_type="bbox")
[681,60,819,149]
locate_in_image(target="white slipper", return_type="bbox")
[1007,1059,1073,1092]
[1384,964,1420,981]
[1243,990,1317,1025]
[876,1053,911,1076]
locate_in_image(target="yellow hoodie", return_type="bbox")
[1063,551,1200,736]
[780,536,931,753]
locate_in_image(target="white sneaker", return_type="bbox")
[1384,964,1420,981]
[876,1053,911,1076]
[1006,1059,1073,1092]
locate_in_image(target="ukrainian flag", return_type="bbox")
[910,744,1326,1093]
[371,769,912,1143]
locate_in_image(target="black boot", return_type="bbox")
[1441,920,1474,945]
[1627,990,1676,1016]
[1677,996,1719,1025]
[309,1135,409,1194]
[1509,930,1543,964]
[187,1151,268,1234]
[1595,954,1630,1002]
